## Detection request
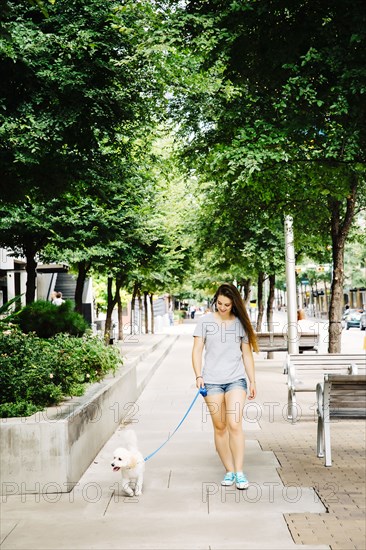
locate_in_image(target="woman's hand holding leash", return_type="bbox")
[196,375,205,389]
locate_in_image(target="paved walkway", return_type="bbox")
[1,318,365,550]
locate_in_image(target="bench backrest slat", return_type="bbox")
[288,354,366,372]
[324,375,366,419]
[290,354,365,361]
[258,332,319,353]
[330,410,366,417]
[257,332,318,338]
[330,390,366,400]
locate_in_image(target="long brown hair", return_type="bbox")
[213,283,259,353]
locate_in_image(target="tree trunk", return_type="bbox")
[256,272,265,332]
[149,293,154,334]
[329,241,345,352]
[328,176,357,353]
[130,281,139,335]
[117,292,123,341]
[105,276,122,343]
[137,288,143,333]
[241,278,251,306]
[24,244,37,304]
[74,260,90,314]
[266,274,276,331]
[266,274,276,359]
[105,277,114,343]
[143,291,149,334]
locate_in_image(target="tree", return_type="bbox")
[0,0,166,201]
[167,0,366,351]
[183,157,286,331]
[343,222,366,290]
[0,0,169,308]
[122,139,195,335]
[42,162,146,313]
[0,196,58,303]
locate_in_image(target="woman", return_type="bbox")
[192,283,258,489]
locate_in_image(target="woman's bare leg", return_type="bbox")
[205,393,234,472]
[224,388,246,472]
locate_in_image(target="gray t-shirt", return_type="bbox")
[193,312,249,384]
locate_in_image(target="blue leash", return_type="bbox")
[144,387,207,462]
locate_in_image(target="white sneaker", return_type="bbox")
[235,472,249,490]
[221,472,235,486]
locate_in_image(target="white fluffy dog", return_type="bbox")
[111,430,145,496]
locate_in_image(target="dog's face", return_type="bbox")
[111,447,136,472]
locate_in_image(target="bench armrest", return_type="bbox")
[316,382,324,419]
[349,362,358,374]
[284,354,290,375]
[288,362,296,390]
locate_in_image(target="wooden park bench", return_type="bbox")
[286,353,366,422]
[316,374,366,466]
[256,332,319,356]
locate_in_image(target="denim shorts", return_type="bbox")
[204,378,247,396]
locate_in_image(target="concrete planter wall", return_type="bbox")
[0,335,177,496]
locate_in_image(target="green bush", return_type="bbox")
[13,300,89,338]
[0,326,122,417]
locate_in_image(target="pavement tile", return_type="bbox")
[256,338,366,550]
[1,323,364,550]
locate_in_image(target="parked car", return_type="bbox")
[360,311,366,331]
[344,308,363,329]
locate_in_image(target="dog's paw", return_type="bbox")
[134,488,142,496]
[122,484,134,497]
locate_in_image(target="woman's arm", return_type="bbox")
[241,341,256,400]
[192,336,205,388]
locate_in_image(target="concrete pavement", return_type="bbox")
[1,316,365,549]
